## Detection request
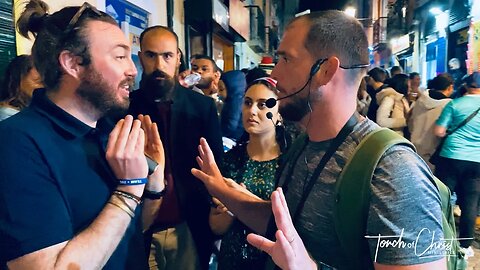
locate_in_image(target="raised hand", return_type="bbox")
[138,114,165,192]
[106,115,148,197]
[191,137,228,196]
[246,188,317,270]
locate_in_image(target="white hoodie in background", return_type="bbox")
[375,87,410,136]
[408,90,451,168]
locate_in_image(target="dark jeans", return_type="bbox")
[435,157,480,247]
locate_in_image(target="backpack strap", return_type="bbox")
[333,128,413,269]
[433,176,452,219]
[431,175,466,270]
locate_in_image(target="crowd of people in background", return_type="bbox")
[0,1,479,270]
[359,65,480,258]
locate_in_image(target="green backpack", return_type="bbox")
[334,128,467,270]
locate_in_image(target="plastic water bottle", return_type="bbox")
[184,73,201,87]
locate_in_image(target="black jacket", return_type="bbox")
[129,85,223,270]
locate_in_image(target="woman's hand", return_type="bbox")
[209,197,235,235]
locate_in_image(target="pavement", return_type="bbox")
[469,249,480,269]
[467,228,480,270]
[464,218,480,270]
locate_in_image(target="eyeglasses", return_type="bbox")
[65,2,103,33]
[341,63,370,69]
[317,58,369,70]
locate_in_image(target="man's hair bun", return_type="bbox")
[16,0,50,39]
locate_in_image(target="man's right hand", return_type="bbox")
[247,188,317,270]
[191,138,229,197]
[106,115,148,197]
[178,69,193,88]
[192,137,271,234]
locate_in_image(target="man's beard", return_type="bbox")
[196,76,213,90]
[279,94,311,122]
[77,66,132,117]
[141,70,176,101]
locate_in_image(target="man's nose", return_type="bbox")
[127,59,137,78]
[154,56,167,71]
[270,66,279,80]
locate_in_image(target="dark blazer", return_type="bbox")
[129,85,223,270]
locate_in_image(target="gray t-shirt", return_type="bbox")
[277,119,444,268]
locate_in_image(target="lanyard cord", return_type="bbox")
[281,113,359,223]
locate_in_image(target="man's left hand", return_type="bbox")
[138,114,165,192]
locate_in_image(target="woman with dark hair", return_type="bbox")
[375,73,410,136]
[209,77,284,270]
[245,67,268,85]
[388,73,409,96]
[0,55,42,121]
[356,76,370,116]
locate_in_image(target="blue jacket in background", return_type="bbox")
[221,70,246,141]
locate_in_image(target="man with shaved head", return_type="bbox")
[130,26,223,270]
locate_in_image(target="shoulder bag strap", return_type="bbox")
[447,106,480,135]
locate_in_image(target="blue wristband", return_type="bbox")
[118,178,148,185]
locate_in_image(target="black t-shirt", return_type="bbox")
[0,89,147,269]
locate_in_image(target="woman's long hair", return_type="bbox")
[0,55,35,109]
[388,74,409,97]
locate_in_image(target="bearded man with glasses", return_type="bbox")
[0,1,165,269]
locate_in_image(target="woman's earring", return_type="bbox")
[275,113,283,126]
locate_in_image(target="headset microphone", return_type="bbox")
[265,98,278,109]
[267,111,287,152]
[266,112,275,126]
[265,59,324,109]
[265,78,312,108]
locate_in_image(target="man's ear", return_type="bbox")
[176,48,181,69]
[58,50,83,79]
[213,70,221,87]
[138,50,146,69]
[448,85,454,95]
[312,56,339,86]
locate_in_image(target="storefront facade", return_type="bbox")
[184,0,254,71]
